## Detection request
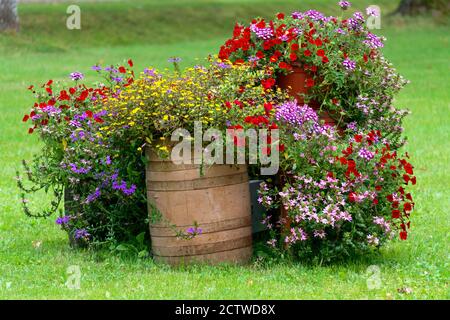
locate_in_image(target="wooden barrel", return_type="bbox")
[146,148,252,266]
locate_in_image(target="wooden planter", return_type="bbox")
[145,148,252,266]
[277,66,338,126]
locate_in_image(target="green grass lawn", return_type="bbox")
[0,0,449,299]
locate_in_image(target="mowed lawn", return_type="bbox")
[0,0,449,299]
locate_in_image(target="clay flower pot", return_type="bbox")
[276,66,338,126]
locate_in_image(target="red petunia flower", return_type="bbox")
[118,66,127,73]
[322,56,329,63]
[399,231,408,240]
[291,43,299,51]
[305,78,315,87]
[256,51,264,59]
[289,53,297,62]
[392,209,401,219]
[315,38,323,47]
[22,115,30,122]
[304,49,312,57]
[316,49,325,57]
[127,59,133,67]
[277,13,285,20]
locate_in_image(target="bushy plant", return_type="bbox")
[18,61,148,248]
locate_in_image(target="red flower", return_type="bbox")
[127,59,133,67]
[278,144,285,152]
[314,38,323,47]
[291,43,299,51]
[28,127,34,134]
[94,117,104,123]
[316,49,325,57]
[392,209,401,219]
[305,78,315,87]
[404,202,413,212]
[118,66,127,73]
[269,55,278,63]
[399,231,408,240]
[354,134,363,143]
[264,102,273,115]
[322,56,329,63]
[363,54,368,63]
[348,192,357,203]
[85,110,93,118]
[289,53,297,62]
[77,90,89,102]
[69,87,76,95]
[256,51,264,59]
[261,78,276,90]
[304,49,311,57]
[277,13,285,20]
[375,185,382,191]
[279,61,289,69]
[22,115,30,122]
[404,163,414,175]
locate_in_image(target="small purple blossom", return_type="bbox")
[85,187,101,204]
[304,10,325,21]
[70,72,84,81]
[91,65,102,72]
[343,58,356,71]
[291,11,303,19]
[358,148,375,161]
[338,1,351,10]
[250,23,274,40]
[186,226,202,236]
[74,229,90,240]
[56,215,71,225]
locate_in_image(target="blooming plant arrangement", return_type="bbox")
[219,3,409,146]
[259,101,416,262]
[18,60,149,248]
[102,58,288,158]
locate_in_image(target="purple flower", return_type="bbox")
[250,23,274,40]
[111,76,123,83]
[291,11,303,19]
[347,121,358,131]
[69,163,91,174]
[275,101,319,127]
[364,32,384,49]
[144,68,157,77]
[358,148,374,161]
[85,187,101,203]
[70,72,84,81]
[91,65,102,72]
[56,215,71,225]
[338,1,351,10]
[74,229,90,240]
[215,61,231,69]
[343,58,356,71]
[168,57,182,63]
[186,226,202,236]
[304,10,325,21]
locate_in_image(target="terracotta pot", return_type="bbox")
[145,147,252,266]
[277,67,338,126]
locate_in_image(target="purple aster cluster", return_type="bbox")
[112,180,137,196]
[358,148,375,161]
[74,229,90,240]
[85,187,101,204]
[304,10,325,21]
[70,72,84,81]
[343,58,356,71]
[275,101,318,128]
[291,11,304,19]
[250,23,274,40]
[338,1,352,10]
[56,215,71,225]
[348,11,365,30]
[69,163,91,174]
[364,32,384,49]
